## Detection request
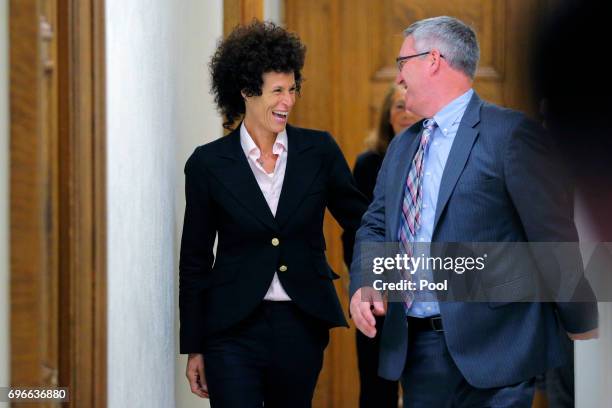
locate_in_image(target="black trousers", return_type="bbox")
[356,315,399,408]
[203,301,329,408]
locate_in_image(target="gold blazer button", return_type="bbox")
[271,238,280,246]
[279,265,288,272]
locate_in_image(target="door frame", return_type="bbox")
[10,0,107,406]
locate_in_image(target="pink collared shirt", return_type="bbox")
[240,123,292,301]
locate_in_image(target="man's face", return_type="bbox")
[395,36,428,116]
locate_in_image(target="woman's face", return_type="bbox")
[243,71,296,136]
[389,88,420,135]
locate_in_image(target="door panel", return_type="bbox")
[285,1,544,406]
[10,0,107,406]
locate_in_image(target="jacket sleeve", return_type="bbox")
[504,117,598,334]
[341,154,370,268]
[179,147,217,353]
[347,137,401,298]
[325,132,369,233]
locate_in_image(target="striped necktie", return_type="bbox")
[398,119,436,307]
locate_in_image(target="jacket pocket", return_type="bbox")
[486,275,535,308]
[205,260,242,288]
[315,261,341,280]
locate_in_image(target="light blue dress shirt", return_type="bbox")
[407,88,474,318]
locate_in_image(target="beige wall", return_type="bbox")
[173,1,223,408]
[0,0,10,407]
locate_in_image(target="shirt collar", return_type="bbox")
[240,122,288,158]
[432,88,474,136]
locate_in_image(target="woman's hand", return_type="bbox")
[186,353,209,398]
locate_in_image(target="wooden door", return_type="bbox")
[10,1,61,404]
[285,1,545,406]
[10,0,106,406]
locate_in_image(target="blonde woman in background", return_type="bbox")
[358,85,420,202]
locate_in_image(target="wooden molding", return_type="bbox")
[10,0,52,389]
[222,0,264,131]
[224,0,264,36]
[92,0,108,406]
[10,0,107,406]
[56,0,107,406]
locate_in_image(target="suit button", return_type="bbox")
[279,265,288,272]
[271,238,280,246]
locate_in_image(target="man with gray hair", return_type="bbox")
[348,16,597,407]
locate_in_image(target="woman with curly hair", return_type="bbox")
[179,20,368,407]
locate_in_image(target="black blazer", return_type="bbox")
[341,150,384,267]
[179,124,369,353]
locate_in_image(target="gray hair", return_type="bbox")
[404,16,480,79]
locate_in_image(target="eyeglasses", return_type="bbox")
[395,51,444,72]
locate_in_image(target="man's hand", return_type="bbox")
[186,353,209,398]
[567,328,599,340]
[350,287,386,338]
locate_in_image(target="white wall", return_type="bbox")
[173,2,223,408]
[575,302,612,408]
[0,1,10,406]
[106,1,178,406]
[574,196,612,407]
[264,0,284,24]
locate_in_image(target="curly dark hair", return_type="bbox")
[210,20,306,130]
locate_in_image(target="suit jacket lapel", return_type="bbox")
[432,93,483,233]
[275,125,321,228]
[207,126,279,232]
[386,124,423,240]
